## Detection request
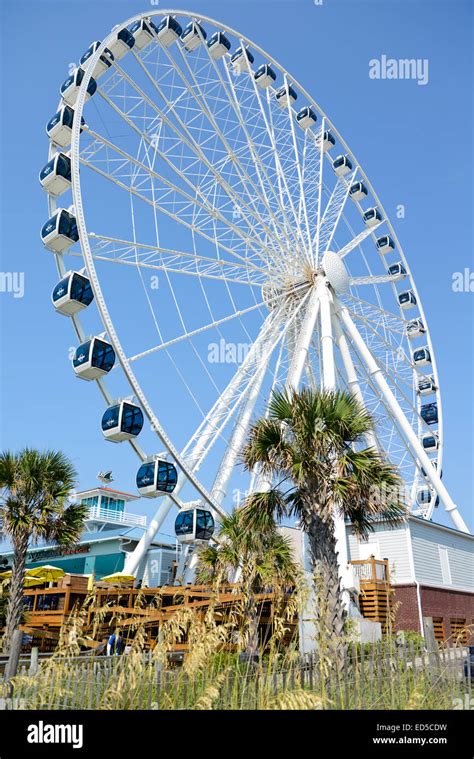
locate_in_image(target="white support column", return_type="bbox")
[286,287,320,391]
[334,298,469,534]
[332,316,379,451]
[318,281,336,390]
[317,285,350,599]
[211,341,274,505]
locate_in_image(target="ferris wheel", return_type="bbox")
[40,10,469,578]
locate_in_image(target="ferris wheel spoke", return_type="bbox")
[217,56,305,257]
[80,129,279,268]
[194,31,305,256]
[182,292,310,469]
[350,274,394,286]
[79,151,276,269]
[87,232,265,276]
[236,57,310,257]
[125,301,265,365]
[338,222,383,260]
[170,39,302,251]
[129,46,297,265]
[343,294,406,332]
[315,169,357,261]
[98,68,289,273]
[345,308,414,384]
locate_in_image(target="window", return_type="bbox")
[450,618,467,645]
[438,546,452,585]
[432,617,445,642]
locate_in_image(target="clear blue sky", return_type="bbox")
[0,0,472,535]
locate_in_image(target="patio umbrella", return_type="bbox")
[0,573,45,587]
[23,576,46,588]
[100,572,135,584]
[26,565,65,582]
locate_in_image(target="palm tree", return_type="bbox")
[240,388,406,651]
[196,510,300,655]
[0,449,87,651]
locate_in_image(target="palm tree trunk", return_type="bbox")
[4,531,29,653]
[304,509,346,657]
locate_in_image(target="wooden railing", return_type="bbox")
[349,557,391,627]
[349,557,390,584]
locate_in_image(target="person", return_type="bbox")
[106,629,123,656]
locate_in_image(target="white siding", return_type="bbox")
[346,523,412,583]
[410,519,474,590]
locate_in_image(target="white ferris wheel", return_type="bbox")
[40,10,469,578]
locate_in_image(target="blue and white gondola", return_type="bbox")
[296,106,317,129]
[79,42,114,79]
[398,290,417,310]
[107,28,135,61]
[136,458,178,498]
[41,209,79,253]
[39,153,71,197]
[349,181,367,201]
[129,18,159,50]
[60,68,97,107]
[421,432,439,453]
[275,84,297,108]
[101,401,144,442]
[413,346,431,366]
[231,45,254,73]
[254,64,277,89]
[387,262,407,281]
[416,486,439,509]
[363,207,382,227]
[46,106,85,148]
[181,21,207,52]
[72,337,115,380]
[155,15,182,47]
[406,318,425,339]
[207,31,231,59]
[417,374,437,395]
[51,271,93,316]
[332,155,353,177]
[421,402,438,425]
[175,508,215,544]
[322,130,336,152]
[376,235,395,254]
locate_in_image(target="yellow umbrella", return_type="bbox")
[26,565,65,582]
[23,576,46,588]
[0,573,45,587]
[0,570,12,579]
[100,572,135,584]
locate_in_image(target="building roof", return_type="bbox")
[76,486,139,502]
[0,525,173,557]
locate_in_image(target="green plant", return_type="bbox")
[0,448,87,651]
[240,388,406,653]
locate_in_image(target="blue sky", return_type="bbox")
[0,0,472,536]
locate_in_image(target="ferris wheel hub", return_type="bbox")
[321,250,350,294]
[261,275,312,310]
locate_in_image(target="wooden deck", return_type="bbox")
[19,581,296,651]
[15,558,390,650]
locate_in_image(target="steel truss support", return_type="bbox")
[333,298,469,534]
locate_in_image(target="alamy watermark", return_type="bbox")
[369,55,429,86]
[452,268,474,293]
[0,271,24,298]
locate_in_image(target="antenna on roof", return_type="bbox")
[97,471,114,484]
